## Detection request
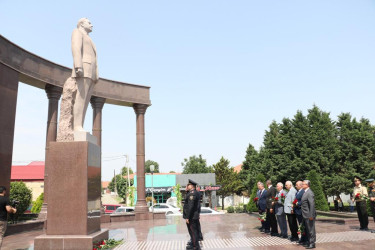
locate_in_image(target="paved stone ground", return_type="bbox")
[2,213,375,249]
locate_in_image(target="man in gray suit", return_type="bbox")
[71,17,99,132]
[274,182,288,238]
[301,180,316,249]
[284,181,299,241]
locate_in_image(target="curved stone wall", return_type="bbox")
[0,35,151,107]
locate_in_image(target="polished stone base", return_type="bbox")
[34,229,108,250]
[135,212,153,221]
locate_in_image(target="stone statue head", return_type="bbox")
[77,18,93,33]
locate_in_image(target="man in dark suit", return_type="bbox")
[257,182,269,233]
[295,181,307,244]
[183,179,201,250]
[266,180,278,236]
[301,180,316,249]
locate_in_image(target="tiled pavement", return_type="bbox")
[116,231,375,249]
[2,213,375,249]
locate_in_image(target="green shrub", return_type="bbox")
[227,206,234,213]
[31,193,44,214]
[306,170,329,211]
[235,206,244,213]
[10,181,32,220]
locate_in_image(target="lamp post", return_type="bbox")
[150,164,155,213]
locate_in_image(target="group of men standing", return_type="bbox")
[256,180,316,249]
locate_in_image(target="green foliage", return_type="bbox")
[182,155,212,174]
[247,174,266,212]
[306,170,329,211]
[235,205,244,213]
[145,160,160,173]
[227,206,234,213]
[31,193,44,214]
[239,144,260,193]
[169,171,176,173]
[240,105,375,199]
[128,186,136,207]
[10,182,32,220]
[173,184,182,209]
[108,174,133,202]
[121,166,133,176]
[213,157,245,209]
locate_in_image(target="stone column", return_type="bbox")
[0,64,19,195]
[39,84,62,220]
[133,104,149,216]
[90,96,105,147]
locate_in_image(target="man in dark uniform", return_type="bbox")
[187,184,203,248]
[266,180,278,236]
[365,178,375,233]
[183,179,201,250]
[294,181,307,245]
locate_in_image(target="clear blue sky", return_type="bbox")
[1,0,375,181]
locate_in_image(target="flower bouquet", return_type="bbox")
[297,223,305,236]
[253,197,259,203]
[355,193,369,201]
[258,213,267,222]
[292,199,298,208]
[280,193,285,203]
[93,239,123,250]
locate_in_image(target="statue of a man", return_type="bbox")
[71,17,98,132]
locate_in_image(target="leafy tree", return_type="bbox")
[108,174,132,202]
[239,144,260,193]
[306,170,329,211]
[246,173,266,212]
[121,166,133,176]
[10,181,32,220]
[145,160,160,173]
[182,155,211,174]
[213,157,245,209]
[128,186,136,206]
[31,193,43,214]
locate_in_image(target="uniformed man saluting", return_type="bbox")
[183,179,201,250]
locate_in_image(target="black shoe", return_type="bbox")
[259,228,265,232]
[199,238,203,241]
[282,235,288,239]
[186,246,194,250]
[290,237,299,242]
[271,232,279,236]
[264,230,270,233]
[360,227,369,231]
[305,244,316,249]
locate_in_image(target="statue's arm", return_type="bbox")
[71,29,83,71]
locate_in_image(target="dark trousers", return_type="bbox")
[370,201,375,223]
[286,213,298,239]
[297,213,307,242]
[303,218,316,245]
[266,209,278,233]
[356,201,369,229]
[186,219,200,249]
[198,219,203,240]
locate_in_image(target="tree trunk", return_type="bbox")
[222,195,224,210]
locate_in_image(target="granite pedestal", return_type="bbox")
[34,141,108,250]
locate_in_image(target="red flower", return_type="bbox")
[355,193,360,198]
[293,199,298,205]
[254,197,259,202]
[297,232,300,235]
[280,193,285,198]
[274,197,279,201]
[260,219,264,222]
[93,248,97,250]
